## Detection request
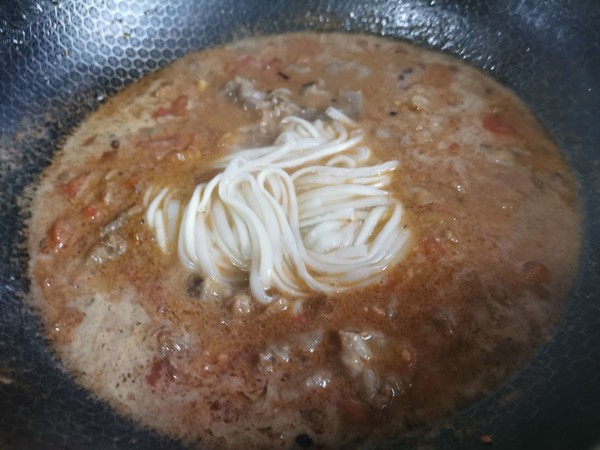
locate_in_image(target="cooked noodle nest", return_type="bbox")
[144,108,411,304]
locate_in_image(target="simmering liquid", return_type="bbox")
[27,33,581,449]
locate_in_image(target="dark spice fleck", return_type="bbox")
[403,67,413,74]
[302,81,316,89]
[110,139,120,149]
[295,433,313,448]
[277,71,290,80]
[388,111,397,116]
[186,275,204,298]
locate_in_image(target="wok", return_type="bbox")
[0,0,598,448]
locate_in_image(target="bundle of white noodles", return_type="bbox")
[144,107,410,304]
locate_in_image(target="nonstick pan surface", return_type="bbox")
[0,1,599,449]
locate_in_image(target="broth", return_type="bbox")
[27,32,581,448]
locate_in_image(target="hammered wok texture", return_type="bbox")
[0,1,599,449]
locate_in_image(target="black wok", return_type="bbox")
[0,1,599,448]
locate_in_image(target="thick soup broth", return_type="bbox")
[27,33,581,448]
